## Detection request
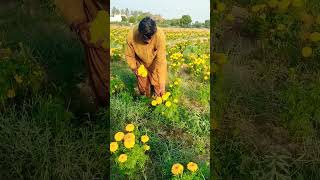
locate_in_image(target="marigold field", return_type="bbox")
[110,25,210,179]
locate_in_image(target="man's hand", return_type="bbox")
[132,68,138,76]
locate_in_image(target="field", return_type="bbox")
[212,0,320,179]
[110,26,210,179]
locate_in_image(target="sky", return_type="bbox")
[110,0,210,23]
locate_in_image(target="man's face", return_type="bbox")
[141,34,153,44]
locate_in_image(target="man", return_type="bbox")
[125,17,167,97]
[54,0,109,108]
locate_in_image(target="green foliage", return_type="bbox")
[180,15,192,27]
[0,43,45,104]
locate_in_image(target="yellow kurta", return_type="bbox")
[125,26,167,86]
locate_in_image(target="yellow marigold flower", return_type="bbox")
[151,100,157,106]
[187,162,198,173]
[141,135,149,143]
[156,97,162,104]
[165,92,171,97]
[173,99,178,103]
[310,32,320,42]
[124,133,135,141]
[143,144,150,151]
[204,76,209,80]
[110,142,118,153]
[174,81,179,85]
[124,138,135,149]
[171,163,184,176]
[165,101,172,107]
[169,84,173,88]
[14,75,23,84]
[162,94,169,101]
[137,65,148,77]
[302,46,312,58]
[125,124,135,132]
[114,132,125,141]
[118,154,128,163]
[7,89,16,98]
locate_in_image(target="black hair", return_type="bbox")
[138,17,157,41]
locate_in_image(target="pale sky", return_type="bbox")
[110,0,210,23]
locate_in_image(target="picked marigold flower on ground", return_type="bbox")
[114,132,125,141]
[187,162,198,172]
[118,154,128,163]
[165,101,172,107]
[125,123,135,132]
[171,163,184,176]
[141,135,149,143]
[143,144,150,151]
[110,142,118,153]
[302,46,312,58]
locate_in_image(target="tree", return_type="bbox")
[129,16,136,23]
[204,20,210,28]
[111,7,117,16]
[121,16,127,22]
[121,9,125,15]
[125,8,129,16]
[115,9,120,15]
[180,15,192,27]
[193,21,202,28]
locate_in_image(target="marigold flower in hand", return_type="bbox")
[171,163,184,176]
[137,64,148,77]
[118,154,128,163]
[187,162,198,172]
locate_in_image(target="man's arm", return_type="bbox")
[125,33,138,72]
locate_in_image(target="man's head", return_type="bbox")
[138,17,157,43]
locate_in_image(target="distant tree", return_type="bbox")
[125,8,129,16]
[121,16,127,22]
[180,15,192,27]
[121,9,125,15]
[129,16,136,23]
[204,20,210,28]
[169,19,180,27]
[111,7,117,16]
[193,21,202,28]
[115,9,120,15]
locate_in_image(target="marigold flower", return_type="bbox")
[7,89,16,98]
[143,144,150,151]
[124,133,135,141]
[165,101,172,107]
[156,97,162,104]
[125,124,135,132]
[173,99,178,103]
[151,100,157,106]
[14,75,23,84]
[110,142,118,153]
[302,46,312,58]
[310,32,320,42]
[137,65,148,77]
[118,154,128,163]
[141,135,149,143]
[162,94,169,101]
[187,162,198,172]
[124,138,135,149]
[114,132,125,141]
[171,163,184,176]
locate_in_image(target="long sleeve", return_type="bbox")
[153,30,167,85]
[125,35,138,70]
